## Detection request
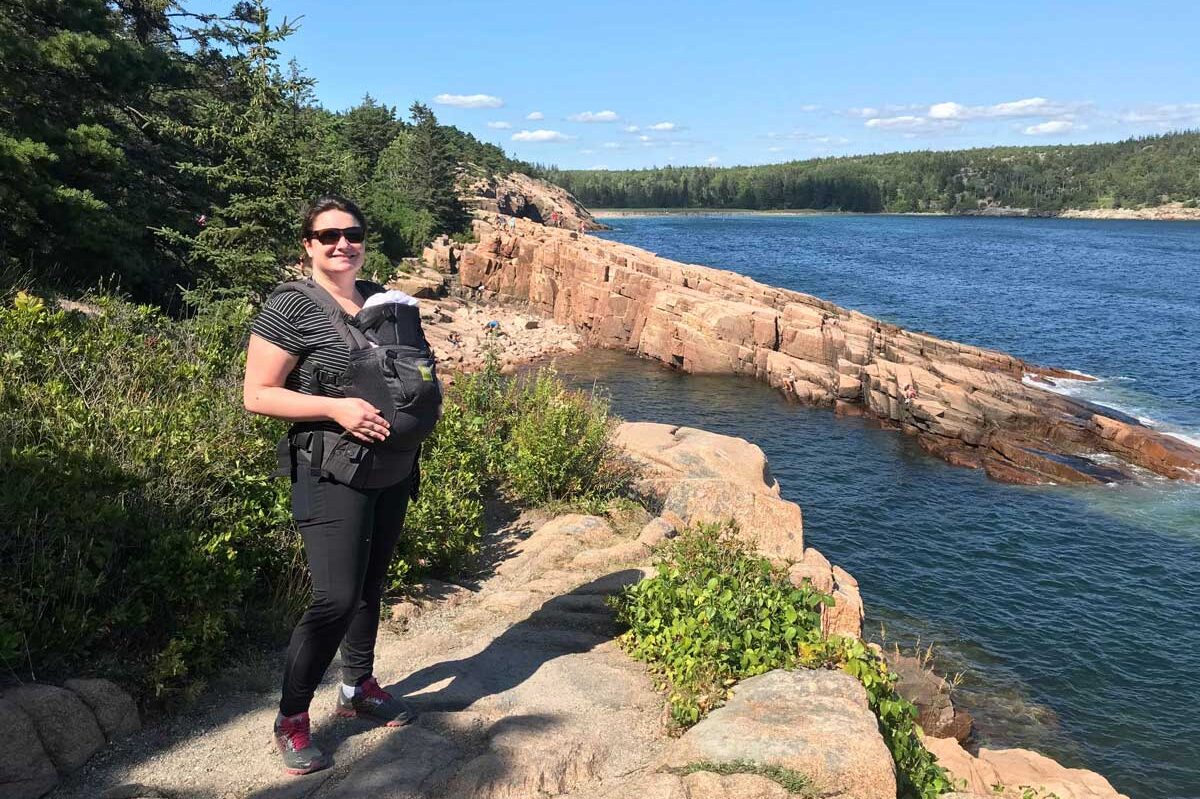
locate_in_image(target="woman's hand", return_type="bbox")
[330,398,390,443]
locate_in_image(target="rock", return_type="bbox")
[0,695,59,799]
[456,223,1200,484]
[659,669,896,799]
[637,517,677,548]
[614,423,781,496]
[390,600,422,622]
[524,319,540,329]
[6,684,106,774]
[63,678,140,742]
[661,479,804,562]
[885,655,972,743]
[925,737,1130,799]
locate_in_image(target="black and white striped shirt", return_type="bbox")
[250,291,350,398]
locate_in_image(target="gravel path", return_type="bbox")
[51,509,668,799]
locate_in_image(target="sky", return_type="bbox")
[244,0,1199,170]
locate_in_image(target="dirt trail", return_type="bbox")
[52,509,668,799]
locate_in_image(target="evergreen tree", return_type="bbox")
[154,1,350,295]
[395,102,468,234]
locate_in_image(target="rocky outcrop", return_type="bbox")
[461,172,608,231]
[1,679,140,798]
[885,653,973,743]
[459,220,1200,485]
[615,421,863,639]
[926,736,1130,799]
[657,669,897,799]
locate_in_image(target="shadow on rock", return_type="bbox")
[389,569,644,714]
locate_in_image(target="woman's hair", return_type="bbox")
[300,195,367,239]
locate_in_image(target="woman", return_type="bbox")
[244,195,414,776]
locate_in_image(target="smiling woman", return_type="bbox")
[243,194,431,776]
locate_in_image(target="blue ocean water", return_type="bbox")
[555,214,1200,799]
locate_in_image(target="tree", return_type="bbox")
[154,1,350,296]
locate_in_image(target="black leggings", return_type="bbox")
[279,472,411,717]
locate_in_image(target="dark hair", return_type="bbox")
[300,194,367,239]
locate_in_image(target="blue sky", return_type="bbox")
[253,0,1198,169]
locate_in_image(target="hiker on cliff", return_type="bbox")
[244,195,439,776]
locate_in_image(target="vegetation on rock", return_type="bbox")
[613,523,953,798]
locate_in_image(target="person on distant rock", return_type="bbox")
[578,220,586,235]
[243,195,424,777]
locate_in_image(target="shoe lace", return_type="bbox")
[360,677,393,702]
[280,713,312,751]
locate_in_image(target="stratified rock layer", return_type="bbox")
[459,220,1200,485]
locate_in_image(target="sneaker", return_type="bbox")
[273,711,329,776]
[334,676,416,727]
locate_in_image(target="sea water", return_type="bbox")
[550,215,1200,799]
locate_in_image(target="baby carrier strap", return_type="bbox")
[270,278,385,354]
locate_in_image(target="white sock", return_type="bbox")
[341,683,358,699]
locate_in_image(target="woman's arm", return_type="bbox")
[243,334,390,442]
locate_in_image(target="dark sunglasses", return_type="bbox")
[307,226,365,245]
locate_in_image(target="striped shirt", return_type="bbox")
[250,290,351,398]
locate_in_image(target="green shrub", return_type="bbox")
[505,368,630,507]
[0,291,295,700]
[612,523,953,799]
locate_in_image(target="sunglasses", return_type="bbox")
[307,226,365,245]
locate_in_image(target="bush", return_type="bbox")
[612,523,953,799]
[505,368,630,507]
[0,291,295,700]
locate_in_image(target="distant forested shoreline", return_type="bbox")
[539,132,1200,214]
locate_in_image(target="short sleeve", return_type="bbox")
[250,292,309,355]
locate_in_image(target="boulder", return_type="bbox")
[614,423,781,496]
[661,479,804,562]
[6,683,106,774]
[0,696,59,799]
[659,669,896,799]
[925,737,1130,799]
[64,678,141,742]
[885,655,972,743]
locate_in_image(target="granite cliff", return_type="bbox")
[447,217,1200,486]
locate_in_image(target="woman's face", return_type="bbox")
[303,209,365,277]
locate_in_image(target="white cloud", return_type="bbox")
[486,121,511,129]
[865,115,962,133]
[1118,103,1200,125]
[638,135,651,142]
[568,110,620,123]
[1023,120,1075,135]
[848,107,880,118]
[705,156,719,164]
[648,121,677,131]
[767,145,786,152]
[579,148,596,155]
[623,124,640,133]
[929,97,1084,120]
[511,129,572,142]
[434,93,503,109]
[800,104,821,112]
[526,111,544,120]
[589,164,611,170]
[601,141,622,149]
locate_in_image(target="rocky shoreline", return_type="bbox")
[446,215,1200,486]
[593,204,1200,221]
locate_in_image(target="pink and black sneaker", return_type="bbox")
[334,676,416,727]
[273,711,329,775]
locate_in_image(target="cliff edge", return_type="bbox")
[454,217,1200,486]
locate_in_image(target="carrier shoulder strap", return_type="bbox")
[271,278,380,352]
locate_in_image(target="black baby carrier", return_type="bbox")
[274,278,441,490]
